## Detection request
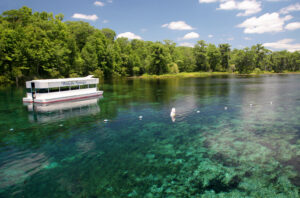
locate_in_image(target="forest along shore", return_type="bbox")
[1,6,299,86]
[132,71,300,79]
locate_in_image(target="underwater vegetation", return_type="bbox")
[0,75,299,197]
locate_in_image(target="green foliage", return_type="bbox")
[206,44,221,71]
[101,28,116,43]
[0,6,299,85]
[148,43,171,75]
[168,62,179,74]
[132,67,140,76]
[176,47,196,72]
[253,68,262,74]
[233,48,256,74]
[219,43,231,71]
[194,40,209,71]
[92,68,104,78]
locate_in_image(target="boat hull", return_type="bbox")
[23,91,103,104]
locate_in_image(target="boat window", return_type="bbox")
[89,84,96,88]
[49,87,59,92]
[60,86,70,91]
[26,88,31,93]
[36,88,48,93]
[80,84,89,89]
[71,85,79,90]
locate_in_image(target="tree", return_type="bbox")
[251,44,269,71]
[194,40,209,71]
[219,44,231,71]
[81,30,107,75]
[101,28,116,43]
[148,43,171,75]
[65,21,94,51]
[176,47,196,72]
[207,44,221,71]
[233,48,256,74]
[0,6,299,86]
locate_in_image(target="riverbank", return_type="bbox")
[132,71,300,79]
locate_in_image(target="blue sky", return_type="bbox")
[0,0,299,51]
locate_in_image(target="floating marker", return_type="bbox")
[139,116,143,120]
[224,106,228,110]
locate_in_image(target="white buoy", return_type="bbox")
[196,110,200,113]
[139,116,143,120]
[10,128,14,131]
[270,101,273,105]
[224,106,228,110]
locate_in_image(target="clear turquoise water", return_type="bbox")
[0,75,299,197]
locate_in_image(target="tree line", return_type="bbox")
[0,7,299,85]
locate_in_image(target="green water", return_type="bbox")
[0,75,300,197]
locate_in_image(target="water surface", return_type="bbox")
[0,75,300,197]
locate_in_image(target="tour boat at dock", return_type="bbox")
[23,75,103,104]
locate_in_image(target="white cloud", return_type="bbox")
[237,12,292,34]
[179,42,195,47]
[208,34,214,38]
[94,1,105,7]
[102,20,109,24]
[263,39,300,52]
[181,32,200,40]
[285,22,300,30]
[218,1,236,10]
[162,21,194,30]
[266,0,286,2]
[72,13,98,21]
[218,0,262,16]
[117,32,142,40]
[244,37,252,40]
[199,0,218,3]
[280,3,300,14]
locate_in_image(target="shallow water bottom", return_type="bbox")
[0,75,299,197]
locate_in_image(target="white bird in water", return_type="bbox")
[170,108,176,117]
[250,104,253,107]
[10,128,14,131]
[224,106,228,110]
[139,115,143,120]
[196,110,200,113]
[104,119,109,123]
[270,101,273,105]
[170,108,176,122]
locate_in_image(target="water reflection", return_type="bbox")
[25,96,102,123]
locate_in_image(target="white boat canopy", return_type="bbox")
[25,76,99,89]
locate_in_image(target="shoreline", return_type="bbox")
[129,71,300,79]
